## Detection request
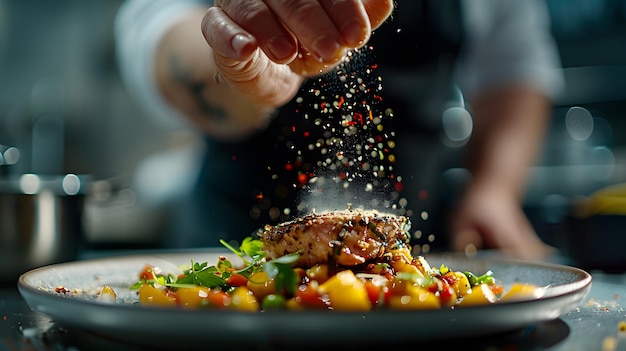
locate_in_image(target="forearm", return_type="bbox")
[154,10,302,141]
[464,85,551,200]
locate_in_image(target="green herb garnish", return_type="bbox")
[131,237,300,295]
[464,270,495,286]
[263,252,300,295]
[176,260,227,288]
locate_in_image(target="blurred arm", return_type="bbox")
[455,0,563,197]
[448,0,563,259]
[466,86,551,204]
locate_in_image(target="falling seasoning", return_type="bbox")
[264,45,407,220]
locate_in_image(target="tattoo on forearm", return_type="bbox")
[188,82,229,122]
[168,54,228,123]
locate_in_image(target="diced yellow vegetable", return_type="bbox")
[318,270,371,311]
[458,283,497,306]
[138,284,177,306]
[388,284,441,310]
[176,287,210,309]
[96,285,117,304]
[306,264,330,283]
[500,283,544,302]
[228,286,259,312]
[246,271,276,300]
[285,298,306,311]
[450,271,472,298]
[390,255,422,275]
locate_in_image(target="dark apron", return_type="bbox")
[169,0,464,249]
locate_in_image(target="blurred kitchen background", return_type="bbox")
[1,0,626,253]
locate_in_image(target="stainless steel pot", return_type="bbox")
[0,173,89,282]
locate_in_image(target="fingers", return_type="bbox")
[503,217,555,260]
[452,228,484,256]
[261,0,347,63]
[210,1,300,63]
[451,215,554,261]
[363,0,395,30]
[202,7,258,60]
[205,0,394,63]
[322,0,371,48]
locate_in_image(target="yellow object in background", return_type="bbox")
[574,183,626,218]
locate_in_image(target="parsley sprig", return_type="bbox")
[176,261,227,288]
[129,269,199,290]
[263,253,300,295]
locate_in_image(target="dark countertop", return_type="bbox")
[2,252,626,351]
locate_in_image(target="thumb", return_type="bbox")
[363,0,395,30]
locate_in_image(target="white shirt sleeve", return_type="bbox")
[456,0,564,103]
[114,0,208,129]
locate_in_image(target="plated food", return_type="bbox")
[127,210,543,311]
[17,241,592,346]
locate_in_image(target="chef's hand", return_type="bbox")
[448,183,554,261]
[201,0,394,106]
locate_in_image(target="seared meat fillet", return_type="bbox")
[259,210,411,267]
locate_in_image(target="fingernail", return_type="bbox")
[268,35,296,62]
[312,35,342,62]
[231,34,252,55]
[341,20,368,46]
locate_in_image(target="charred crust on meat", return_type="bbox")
[260,209,412,268]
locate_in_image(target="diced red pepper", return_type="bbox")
[490,284,504,297]
[364,280,390,307]
[438,283,455,306]
[207,289,230,308]
[427,278,455,306]
[226,273,248,287]
[295,283,328,309]
[138,265,156,280]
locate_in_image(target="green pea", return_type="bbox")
[262,294,287,310]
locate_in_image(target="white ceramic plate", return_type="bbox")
[18,251,591,349]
